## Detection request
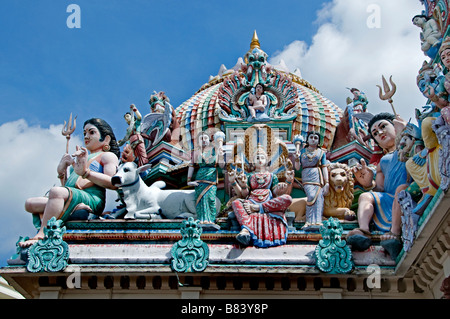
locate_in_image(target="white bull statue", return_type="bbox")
[111,162,221,220]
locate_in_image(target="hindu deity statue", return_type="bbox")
[187,131,225,229]
[20,118,120,248]
[346,88,372,147]
[226,125,294,247]
[118,104,149,167]
[292,132,330,231]
[412,14,442,59]
[229,145,294,247]
[407,37,450,216]
[141,91,180,149]
[346,113,410,254]
[246,83,271,122]
[217,33,299,124]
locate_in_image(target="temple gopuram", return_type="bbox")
[1,0,450,300]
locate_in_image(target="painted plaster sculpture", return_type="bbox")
[111,161,221,220]
[323,162,356,221]
[229,125,293,248]
[217,36,298,124]
[187,130,226,229]
[397,122,425,163]
[141,91,180,149]
[345,88,372,146]
[170,217,209,273]
[118,104,149,167]
[247,83,270,122]
[398,190,420,253]
[407,39,450,216]
[20,118,120,248]
[346,113,410,253]
[26,217,69,273]
[293,131,330,231]
[432,115,450,192]
[412,14,443,58]
[315,217,353,274]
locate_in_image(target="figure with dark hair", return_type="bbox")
[247,83,270,122]
[118,104,148,167]
[20,118,120,248]
[346,113,409,254]
[294,131,331,230]
[412,14,442,58]
[187,130,225,228]
[230,145,293,247]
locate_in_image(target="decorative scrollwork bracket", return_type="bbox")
[315,217,354,274]
[170,217,209,273]
[27,217,70,273]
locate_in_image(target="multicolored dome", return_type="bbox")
[175,32,343,150]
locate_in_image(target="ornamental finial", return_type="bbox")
[250,30,260,50]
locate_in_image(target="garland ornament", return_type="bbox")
[315,217,354,274]
[27,217,70,273]
[170,217,209,273]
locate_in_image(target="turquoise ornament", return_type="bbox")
[27,217,70,273]
[315,217,353,274]
[170,217,209,273]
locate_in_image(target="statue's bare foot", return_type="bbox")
[243,202,259,214]
[19,236,44,248]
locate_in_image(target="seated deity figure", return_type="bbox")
[412,14,442,58]
[346,113,410,252]
[229,145,294,247]
[293,131,331,231]
[20,118,120,248]
[247,83,271,122]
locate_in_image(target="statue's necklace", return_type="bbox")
[304,148,317,162]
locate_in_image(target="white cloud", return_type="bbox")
[269,0,428,124]
[0,120,118,264]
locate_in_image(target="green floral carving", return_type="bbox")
[170,217,209,273]
[315,217,353,274]
[27,217,69,273]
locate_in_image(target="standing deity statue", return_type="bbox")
[187,131,225,229]
[293,132,330,231]
[118,104,149,168]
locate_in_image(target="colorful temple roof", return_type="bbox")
[175,32,343,151]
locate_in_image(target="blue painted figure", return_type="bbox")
[346,113,410,252]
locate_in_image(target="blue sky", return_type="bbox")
[0,0,426,268]
[0,0,328,131]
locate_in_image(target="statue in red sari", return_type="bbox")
[229,145,294,247]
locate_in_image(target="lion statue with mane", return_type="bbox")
[290,162,355,222]
[324,162,355,220]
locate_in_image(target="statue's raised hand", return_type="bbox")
[228,167,237,184]
[238,171,248,186]
[352,158,374,188]
[72,146,89,176]
[57,153,74,176]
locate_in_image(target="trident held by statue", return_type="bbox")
[62,113,77,153]
[376,75,397,116]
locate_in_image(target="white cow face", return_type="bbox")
[111,162,152,187]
